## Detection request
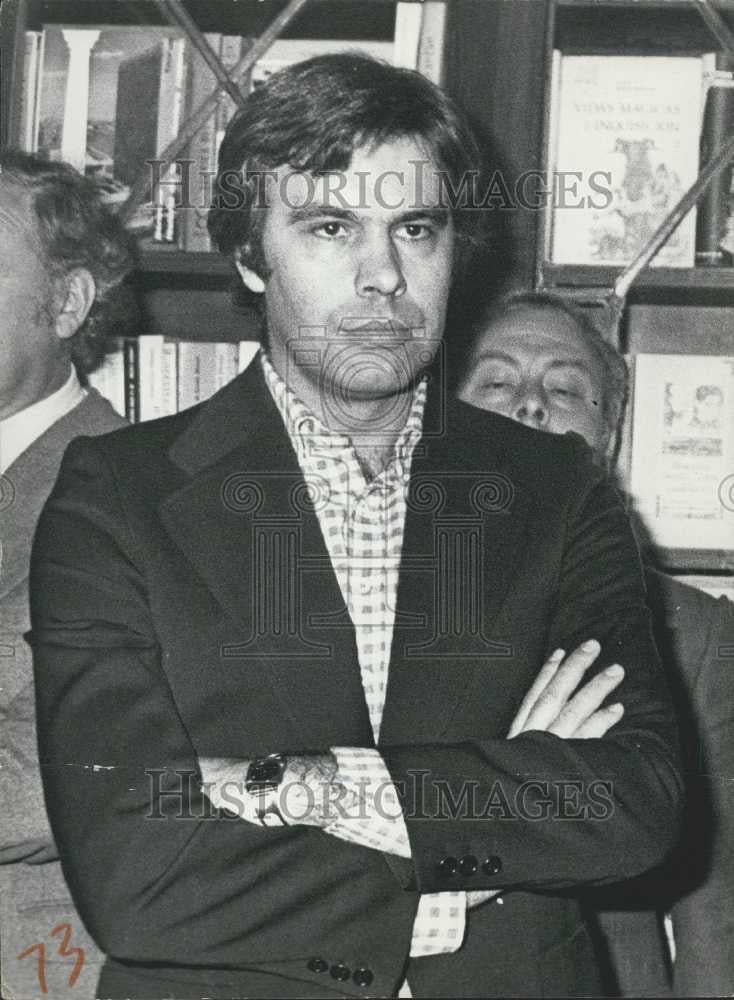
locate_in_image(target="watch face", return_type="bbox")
[248,755,285,786]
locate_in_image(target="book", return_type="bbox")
[19,31,42,151]
[238,341,260,373]
[394,1,423,71]
[87,339,125,417]
[36,26,182,179]
[629,353,734,551]
[115,35,188,246]
[695,68,734,265]
[548,53,711,267]
[180,32,220,252]
[177,341,219,411]
[417,1,447,86]
[123,337,140,423]
[675,574,734,600]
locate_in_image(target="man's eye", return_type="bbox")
[313,221,347,238]
[485,380,511,391]
[550,386,580,399]
[397,222,432,240]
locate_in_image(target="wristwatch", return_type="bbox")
[245,754,288,826]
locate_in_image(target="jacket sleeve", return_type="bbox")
[28,438,417,977]
[381,440,684,896]
[0,678,59,864]
[671,594,734,997]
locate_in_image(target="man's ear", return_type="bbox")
[235,250,266,295]
[54,268,96,340]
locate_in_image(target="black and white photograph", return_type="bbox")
[0,1,732,998]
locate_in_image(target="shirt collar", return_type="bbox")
[260,351,427,474]
[0,365,85,474]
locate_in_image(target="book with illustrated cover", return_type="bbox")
[548,53,712,267]
[629,353,734,551]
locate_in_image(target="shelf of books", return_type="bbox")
[538,4,734,305]
[12,1,447,258]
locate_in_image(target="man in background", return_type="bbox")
[0,151,132,999]
[458,289,734,998]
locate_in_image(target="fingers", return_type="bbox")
[573,702,625,739]
[507,647,565,738]
[548,663,625,739]
[519,639,602,735]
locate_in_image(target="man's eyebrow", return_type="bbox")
[285,205,451,225]
[546,359,594,376]
[472,350,520,367]
[286,205,360,223]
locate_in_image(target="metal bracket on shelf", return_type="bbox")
[120,0,312,224]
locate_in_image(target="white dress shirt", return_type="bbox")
[0,367,86,474]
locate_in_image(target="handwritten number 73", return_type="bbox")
[17,922,85,994]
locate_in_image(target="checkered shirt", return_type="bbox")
[261,352,468,969]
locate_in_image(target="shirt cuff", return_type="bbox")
[325,746,411,857]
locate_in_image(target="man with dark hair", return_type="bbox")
[458,289,734,997]
[31,56,681,998]
[0,151,132,999]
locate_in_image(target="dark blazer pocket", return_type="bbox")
[540,920,604,998]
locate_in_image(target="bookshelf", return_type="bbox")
[1,0,732,572]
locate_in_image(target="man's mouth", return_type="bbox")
[338,317,413,336]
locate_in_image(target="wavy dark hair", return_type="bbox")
[0,150,135,375]
[208,53,490,294]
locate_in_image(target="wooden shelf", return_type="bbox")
[554,0,732,52]
[541,264,734,303]
[137,248,232,278]
[33,0,397,39]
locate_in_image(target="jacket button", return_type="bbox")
[482,855,502,876]
[459,854,478,876]
[330,963,351,982]
[353,967,374,987]
[307,957,328,973]
[437,855,458,878]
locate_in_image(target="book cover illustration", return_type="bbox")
[35,26,184,228]
[550,55,708,267]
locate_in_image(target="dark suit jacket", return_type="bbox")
[1,389,124,1000]
[593,570,734,998]
[29,363,683,999]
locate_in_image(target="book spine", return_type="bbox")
[695,64,734,266]
[177,342,218,409]
[417,1,447,85]
[181,32,220,252]
[138,335,165,421]
[394,1,423,70]
[161,341,178,414]
[214,342,239,390]
[123,338,140,423]
[20,32,40,151]
[155,37,188,247]
[238,341,259,373]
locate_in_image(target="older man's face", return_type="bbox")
[0,179,63,421]
[458,305,610,457]
[245,137,454,426]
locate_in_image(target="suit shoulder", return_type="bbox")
[453,400,598,490]
[67,405,201,466]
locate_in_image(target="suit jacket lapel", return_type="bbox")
[380,398,532,745]
[160,362,374,747]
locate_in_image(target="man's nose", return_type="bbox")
[355,235,406,298]
[512,385,549,428]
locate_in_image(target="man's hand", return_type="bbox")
[508,639,624,739]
